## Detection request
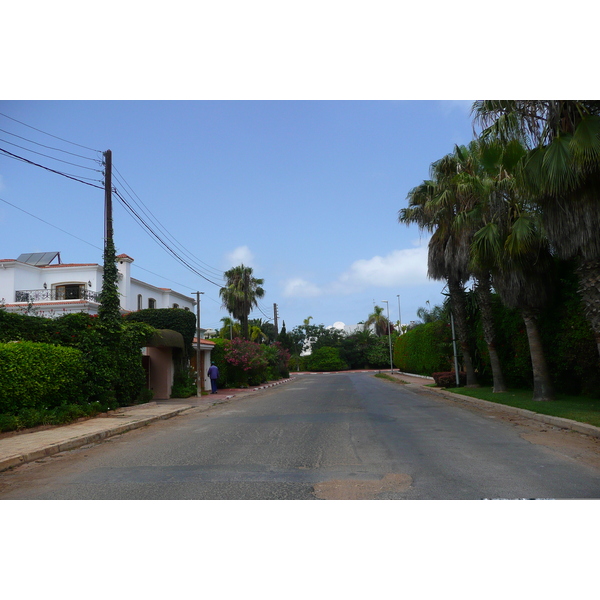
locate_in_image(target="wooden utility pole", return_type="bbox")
[103,149,113,247]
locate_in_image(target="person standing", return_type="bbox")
[207,362,219,394]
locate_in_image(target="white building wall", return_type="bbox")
[1,254,195,316]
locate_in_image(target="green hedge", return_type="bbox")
[0,341,86,414]
[305,347,348,372]
[393,321,453,376]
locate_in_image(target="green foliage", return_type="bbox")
[98,238,122,331]
[0,342,86,414]
[171,367,197,398]
[393,321,453,376]
[209,338,290,388]
[124,308,196,351]
[393,260,600,397]
[124,308,196,396]
[305,347,348,372]
[0,309,53,343]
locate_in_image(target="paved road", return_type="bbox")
[1,372,600,499]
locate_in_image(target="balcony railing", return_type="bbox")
[15,288,100,303]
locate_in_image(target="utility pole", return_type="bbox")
[195,291,204,396]
[103,149,113,247]
[273,303,279,339]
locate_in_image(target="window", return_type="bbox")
[56,284,85,300]
[137,294,143,310]
[173,303,179,308]
[148,298,156,309]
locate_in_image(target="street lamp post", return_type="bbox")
[382,300,393,373]
[195,292,205,396]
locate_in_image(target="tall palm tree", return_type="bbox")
[473,100,600,356]
[401,152,480,386]
[219,264,265,340]
[469,137,556,401]
[365,305,391,337]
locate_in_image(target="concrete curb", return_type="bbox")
[0,406,193,472]
[0,377,297,473]
[414,384,600,440]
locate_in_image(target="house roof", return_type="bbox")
[42,263,99,269]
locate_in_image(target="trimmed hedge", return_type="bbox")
[305,347,348,372]
[0,341,86,414]
[393,321,453,376]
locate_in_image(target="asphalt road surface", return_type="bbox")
[2,372,600,499]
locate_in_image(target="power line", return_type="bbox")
[0,126,99,162]
[0,111,101,153]
[112,187,223,288]
[0,147,104,188]
[0,194,221,299]
[112,164,223,278]
[0,136,102,172]
[0,196,103,250]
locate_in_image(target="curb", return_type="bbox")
[414,384,600,440]
[0,378,297,473]
[0,406,193,473]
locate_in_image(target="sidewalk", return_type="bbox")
[0,378,295,473]
[387,371,600,441]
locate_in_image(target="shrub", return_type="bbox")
[0,341,86,414]
[394,321,453,376]
[305,347,348,371]
[432,371,467,387]
[224,338,269,386]
[171,367,197,398]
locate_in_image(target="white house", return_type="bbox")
[0,251,195,316]
[0,251,214,399]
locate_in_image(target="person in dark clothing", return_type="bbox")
[207,362,219,394]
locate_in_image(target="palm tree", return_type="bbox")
[468,137,556,401]
[401,152,480,387]
[219,316,240,339]
[365,305,391,337]
[219,265,265,340]
[473,100,600,356]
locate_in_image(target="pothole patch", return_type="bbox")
[312,473,412,500]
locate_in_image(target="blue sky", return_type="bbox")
[0,100,479,331]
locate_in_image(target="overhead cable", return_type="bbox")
[0,136,102,172]
[113,187,223,288]
[0,147,104,189]
[0,126,100,162]
[0,111,101,153]
[112,164,223,278]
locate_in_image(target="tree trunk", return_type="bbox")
[575,258,600,358]
[475,274,507,393]
[448,279,478,387]
[521,309,555,401]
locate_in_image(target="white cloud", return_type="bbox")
[280,240,432,300]
[225,245,255,267]
[282,277,322,298]
[334,244,430,292]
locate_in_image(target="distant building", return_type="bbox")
[0,251,195,316]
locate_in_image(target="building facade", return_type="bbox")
[0,251,209,399]
[0,251,195,316]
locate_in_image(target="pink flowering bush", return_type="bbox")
[224,338,269,386]
[211,338,291,388]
